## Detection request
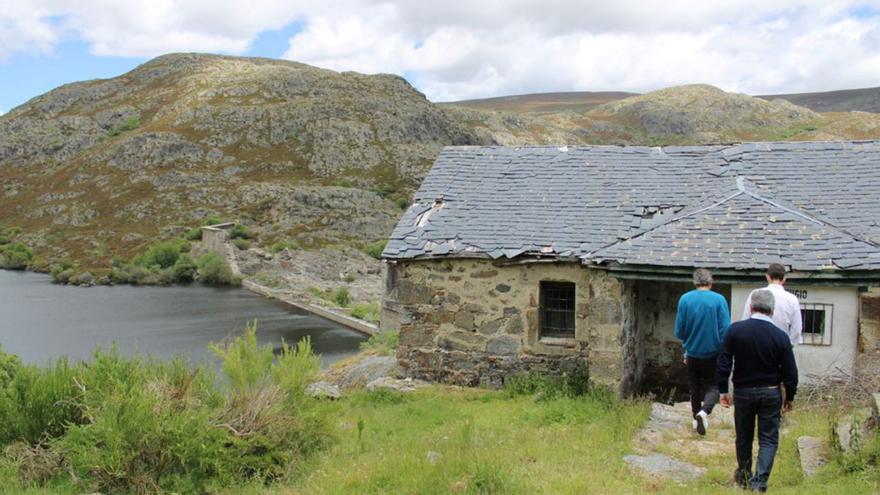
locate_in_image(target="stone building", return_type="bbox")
[381,142,880,396]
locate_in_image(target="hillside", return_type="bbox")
[3,54,880,273]
[0,54,580,267]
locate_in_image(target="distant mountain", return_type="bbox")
[440,91,637,113]
[758,87,880,113]
[446,87,880,114]
[2,54,879,269]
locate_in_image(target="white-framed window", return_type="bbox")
[800,302,833,346]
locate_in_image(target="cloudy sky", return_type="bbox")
[2,1,880,113]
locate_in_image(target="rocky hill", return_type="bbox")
[3,54,880,273]
[0,54,577,266]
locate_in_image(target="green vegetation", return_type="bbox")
[0,324,328,493]
[107,115,141,137]
[230,224,252,240]
[185,227,204,241]
[363,240,387,260]
[351,302,381,324]
[0,333,877,494]
[307,286,351,307]
[0,225,34,270]
[359,330,399,355]
[232,238,251,250]
[271,240,301,253]
[197,252,239,286]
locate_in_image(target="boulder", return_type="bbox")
[366,376,426,393]
[797,436,828,476]
[305,381,341,400]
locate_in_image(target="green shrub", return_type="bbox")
[232,238,250,250]
[0,226,22,245]
[395,197,410,210]
[173,254,197,282]
[107,115,141,137]
[334,178,353,188]
[185,227,203,241]
[197,253,238,286]
[351,302,381,324]
[0,242,33,270]
[50,268,75,284]
[359,330,399,356]
[344,273,356,283]
[0,356,84,445]
[202,216,225,226]
[271,240,300,253]
[504,362,591,401]
[138,240,190,270]
[230,224,251,240]
[333,287,350,307]
[363,240,387,260]
[307,286,351,307]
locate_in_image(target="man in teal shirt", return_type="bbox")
[674,268,731,436]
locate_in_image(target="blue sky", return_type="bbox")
[2,1,880,111]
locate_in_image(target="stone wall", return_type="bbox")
[857,287,880,386]
[384,258,626,390]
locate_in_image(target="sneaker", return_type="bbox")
[692,418,698,431]
[695,410,708,436]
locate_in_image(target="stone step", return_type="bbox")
[624,454,706,482]
[797,436,828,477]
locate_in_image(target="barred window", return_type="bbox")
[539,281,576,338]
[800,303,833,346]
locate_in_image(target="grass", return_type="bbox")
[0,369,877,494]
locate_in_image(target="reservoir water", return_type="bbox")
[0,270,367,367]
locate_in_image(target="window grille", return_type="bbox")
[539,281,576,338]
[800,303,833,346]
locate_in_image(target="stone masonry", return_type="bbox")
[383,259,627,390]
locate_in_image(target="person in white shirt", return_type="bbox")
[741,263,803,346]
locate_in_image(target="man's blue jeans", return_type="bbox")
[733,386,782,491]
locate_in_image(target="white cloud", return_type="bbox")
[3,0,880,100]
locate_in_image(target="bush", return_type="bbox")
[0,323,331,492]
[0,242,33,270]
[271,240,300,253]
[0,355,84,446]
[363,240,387,260]
[197,253,238,286]
[333,287,350,307]
[230,224,251,240]
[138,240,188,270]
[232,238,250,250]
[172,254,197,282]
[185,227,203,241]
[350,302,381,324]
[359,330,399,356]
[107,115,141,137]
[0,225,22,245]
[505,362,591,400]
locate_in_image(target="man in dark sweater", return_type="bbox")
[717,289,798,492]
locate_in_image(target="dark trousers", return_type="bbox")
[733,386,783,491]
[686,355,719,417]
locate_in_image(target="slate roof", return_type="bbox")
[383,142,880,272]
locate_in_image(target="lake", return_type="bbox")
[0,270,367,367]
